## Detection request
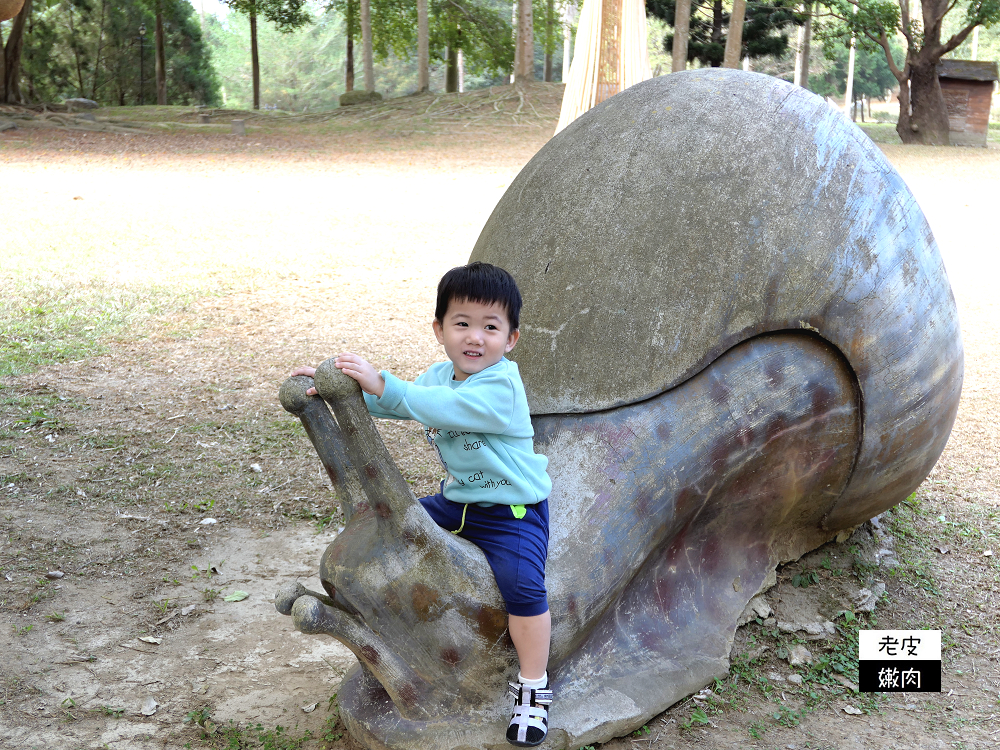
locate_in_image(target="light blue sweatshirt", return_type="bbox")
[363,358,551,506]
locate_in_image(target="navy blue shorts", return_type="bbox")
[419,493,549,617]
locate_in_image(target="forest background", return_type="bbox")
[1,0,998,115]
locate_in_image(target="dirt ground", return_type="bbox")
[1,91,999,750]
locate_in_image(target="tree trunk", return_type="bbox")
[0,22,5,102]
[417,0,428,92]
[91,0,107,100]
[794,3,811,88]
[544,0,553,81]
[843,34,856,117]
[798,4,811,89]
[446,46,458,92]
[562,3,572,81]
[67,4,88,95]
[722,0,746,68]
[250,9,260,109]
[155,3,167,105]
[515,0,533,82]
[895,71,912,139]
[903,53,951,145]
[346,0,354,92]
[2,0,32,104]
[360,0,374,92]
[672,0,690,72]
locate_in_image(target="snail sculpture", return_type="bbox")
[275,70,963,750]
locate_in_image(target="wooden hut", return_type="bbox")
[937,59,998,147]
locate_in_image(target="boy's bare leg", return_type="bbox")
[508,611,551,681]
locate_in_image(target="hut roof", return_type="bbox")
[938,59,999,82]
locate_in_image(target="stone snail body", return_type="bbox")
[275,70,962,750]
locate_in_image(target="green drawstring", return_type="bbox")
[453,503,526,534]
[452,503,469,534]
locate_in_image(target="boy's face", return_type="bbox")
[432,299,519,381]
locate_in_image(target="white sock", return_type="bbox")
[518,671,547,689]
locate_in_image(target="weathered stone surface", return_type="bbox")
[787,645,814,666]
[231,119,246,136]
[0,119,16,132]
[64,97,99,110]
[340,90,383,107]
[275,70,962,750]
[471,69,963,531]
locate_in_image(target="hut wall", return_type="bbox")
[940,78,993,147]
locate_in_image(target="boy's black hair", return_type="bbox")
[435,262,522,331]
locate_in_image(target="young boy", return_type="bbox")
[292,262,553,747]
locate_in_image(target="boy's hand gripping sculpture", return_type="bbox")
[275,70,962,750]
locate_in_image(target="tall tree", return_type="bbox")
[2,0,32,103]
[514,0,532,79]
[544,0,554,79]
[432,0,515,91]
[327,0,357,90]
[649,0,801,68]
[360,0,373,89]
[9,0,216,104]
[672,0,691,70]
[154,0,166,103]
[817,0,1000,144]
[418,0,428,90]
[722,0,746,66]
[810,29,900,115]
[793,0,811,86]
[224,0,310,108]
[346,0,354,89]
[531,0,568,81]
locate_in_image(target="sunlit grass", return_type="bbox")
[0,278,198,376]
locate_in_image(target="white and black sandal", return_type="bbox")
[506,681,552,747]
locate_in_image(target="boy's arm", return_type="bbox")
[374,370,515,434]
[291,358,410,421]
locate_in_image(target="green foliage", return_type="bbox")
[532,0,564,57]
[211,720,315,748]
[791,569,820,587]
[681,706,711,729]
[206,6,422,108]
[429,0,514,77]
[812,8,904,103]
[323,0,515,87]
[814,0,1000,74]
[224,0,311,32]
[647,0,802,67]
[15,0,219,105]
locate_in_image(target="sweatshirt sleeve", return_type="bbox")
[363,389,410,420]
[371,370,515,434]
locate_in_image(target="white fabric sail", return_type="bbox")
[555,0,653,134]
